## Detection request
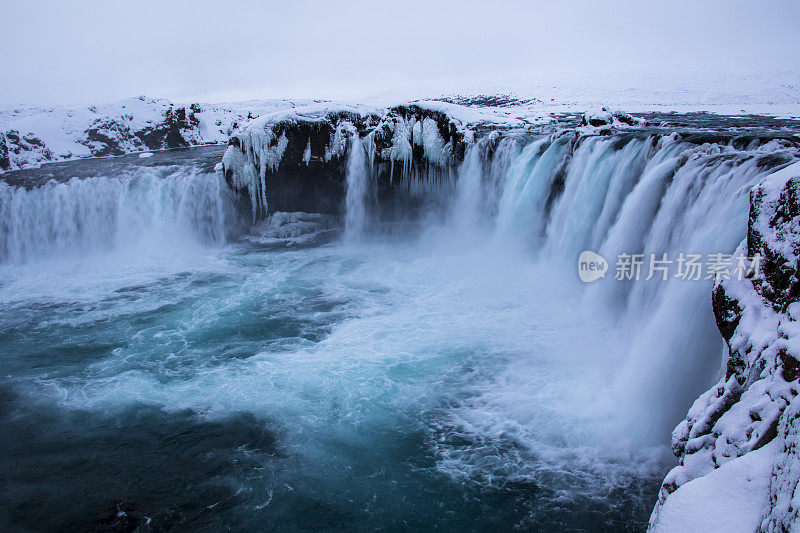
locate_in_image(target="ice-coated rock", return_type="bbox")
[581,107,647,129]
[220,102,468,219]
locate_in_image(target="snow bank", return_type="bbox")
[651,441,778,533]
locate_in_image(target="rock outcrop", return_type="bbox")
[581,107,647,128]
[220,102,468,217]
[650,161,800,531]
[1,132,12,171]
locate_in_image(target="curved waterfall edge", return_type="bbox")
[4,108,800,529]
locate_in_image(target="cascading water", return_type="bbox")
[447,132,798,443]
[449,135,519,230]
[343,135,372,242]
[450,142,484,230]
[0,163,241,264]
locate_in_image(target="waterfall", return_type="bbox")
[0,165,241,264]
[444,132,799,442]
[494,135,571,247]
[4,125,798,531]
[4,127,795,442]
[450,136,519,230]
[343,135,372,242]
[451,143,484,229]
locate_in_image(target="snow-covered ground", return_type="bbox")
[4,63,800,174]
[0,96,316,171]
[359,65,800,118]
[650,441,778,533]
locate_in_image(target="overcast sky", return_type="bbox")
[1,0,798,106]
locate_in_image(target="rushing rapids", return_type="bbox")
[1,112,799,531]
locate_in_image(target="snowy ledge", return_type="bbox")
[650,161,800,532]
[6,91,799,177]
[0,96,531,173]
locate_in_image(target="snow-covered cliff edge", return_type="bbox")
[650,161,800,532]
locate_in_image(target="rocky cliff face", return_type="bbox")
[220,103,468,217]
[650,161,800,531]
[80,103,201,157]
[1,132,12,170]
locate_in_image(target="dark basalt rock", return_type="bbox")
[222,105,468,216]
[136,105,199,150]
[1,129,53,164]
[223,116,362,214]
[713,306,755,387]
[580,108,636,127]
[780,348,800,382]
[79,105,203,158]
[712,283,742,343]
[748,175,800,312]
[21,132,45,149]
[0,133,9,171]
[269,121,354,214]
[259,121,348,215]
[83,119,136,156]
[712,283,745,381]
[587,116,612,127]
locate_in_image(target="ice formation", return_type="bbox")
[220,103,468,220]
